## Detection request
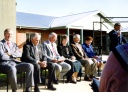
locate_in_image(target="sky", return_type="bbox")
[16,0,128,17]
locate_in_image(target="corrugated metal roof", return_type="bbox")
[16,12,56,28]
[16,10,101,29]
[50,10,99,28]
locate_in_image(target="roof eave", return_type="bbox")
[49,26,67,29]
[16,26,48,30]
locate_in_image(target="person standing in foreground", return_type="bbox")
[109,22,127,51]
[0,28,34,92]
[21,33,56,91]
[99,43,128,92]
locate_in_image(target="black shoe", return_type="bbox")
[90,75,99,80]
[34,87,40,92]
[65,80,70,83]
[24,87,31,92]
[70,80,77,84]
[77,79,81,82]
[12,90,17,92]
[24,90,30,92]
[84,75,92,81]
[53,80,58,84]
[47,85,56,90]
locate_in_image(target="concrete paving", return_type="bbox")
[0,79,93,92]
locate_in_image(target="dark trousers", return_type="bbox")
[46,62,56,85]
[33,62,56,86]
[33,63,41,86]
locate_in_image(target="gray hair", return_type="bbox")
[4,28,13,35]
[73,34,80,39]
[49,32,57,38]
[30,33,41,40]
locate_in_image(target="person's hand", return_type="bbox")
[58,56,65,62]
[117,31,121,36]
[93,56,99,59]
[5,52,12,56]
[51,59,58,63]
[38,61,47,67]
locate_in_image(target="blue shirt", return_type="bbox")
[82,43,95,58]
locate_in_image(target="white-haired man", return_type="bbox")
[42,32,71,83]
[71,34,97,81]
[21,33,57,91]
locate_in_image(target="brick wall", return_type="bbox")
[16,28,67,50]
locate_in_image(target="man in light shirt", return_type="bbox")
[42,32,71,83]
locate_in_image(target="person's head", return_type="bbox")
[114,22,121,31]
[4,28,13,41]
[73,34,80,43]
[48,32,57,43]
[30,33,41,46]
[61,34,69,45]
[85,36,93,45]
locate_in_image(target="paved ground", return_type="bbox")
[0,78,93,92]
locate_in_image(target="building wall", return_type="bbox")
[16,28,42,51]
[0,0,16,42]
[16,28,67,49]
[17,28,109,54]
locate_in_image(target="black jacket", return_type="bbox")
[21,42,47,64]
[109,30,127,51]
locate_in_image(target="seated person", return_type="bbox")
[0,28,34,92]
[71,34,97,81]
[99,43,128,92]
[42,32,71,83]
[21,33,56,91]
[57,35,82,83]
[82,36,103,68]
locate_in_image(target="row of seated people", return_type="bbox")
[0,28,102,92]
[57,34,103,82]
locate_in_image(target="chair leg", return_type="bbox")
[97,67,100,76]
[45,69,47,88]
[63,75,65,84]
[7,76,8,92]
[23,73,26,92]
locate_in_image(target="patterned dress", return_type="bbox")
[57,44,82,79]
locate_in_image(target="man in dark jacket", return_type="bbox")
[21,33,56,91]
[109,22,127,51]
